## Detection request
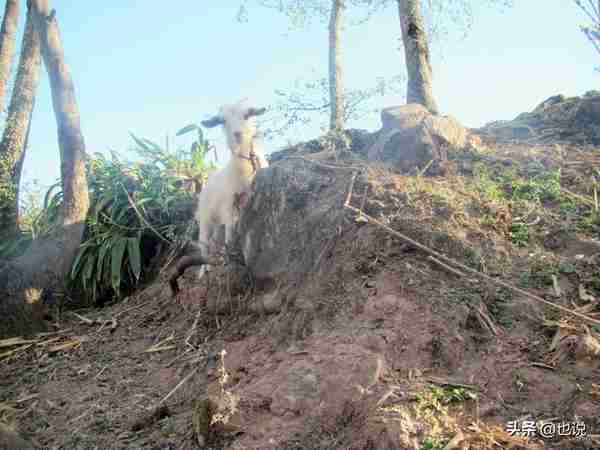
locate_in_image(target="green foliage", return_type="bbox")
[509,222,529,247]
[423,437,444,450]
[528,262,559,288]
[472,162,506,202]
[0,181,63,258]
[66,128,216,302]
[510,167,561,203]
[414,385,474,450]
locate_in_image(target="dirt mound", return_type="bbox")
[1,104,600,449]
[478,91,600,146]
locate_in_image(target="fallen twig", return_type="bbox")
[425,377,480,392]
[114,300,150,318]
[561,187,596,207]
[94,365,108,380]
[145,335,176,353]
[70,311,118,333]
[427,256,467,278]
[71,312,94,325]
[0,337,38,348]
[476,302,503,337]
[157,367,199,407]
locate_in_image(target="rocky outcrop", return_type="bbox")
[368,104,468,174]
[478,91,600,145]
[236,157,351,311]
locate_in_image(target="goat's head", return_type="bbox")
[202,100,267,152]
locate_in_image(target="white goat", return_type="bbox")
[193,101,268,274]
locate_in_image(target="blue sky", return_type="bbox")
[6,0,598,195]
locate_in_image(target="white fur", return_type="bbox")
[194,100,268,274]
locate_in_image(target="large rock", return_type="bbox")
[479,91,600,145]
[368,103,468,174]
[237,158,351,301]
[380,103,431,131]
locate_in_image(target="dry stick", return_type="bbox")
[157,366,199,407]
[561,187,596,207]
[426,256,466,278]
[342,171,600,327]
[114,300,150,318]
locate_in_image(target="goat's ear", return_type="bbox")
[201,116,225,128]
[244,107,267,119]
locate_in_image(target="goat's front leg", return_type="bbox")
[224,221,234,252]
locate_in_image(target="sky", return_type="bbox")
[4,0,598,196]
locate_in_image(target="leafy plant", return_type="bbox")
[0,181,63,258]
[510,168,561,203]
[509,222,530,247]
[414,386,473,450]
[69,128,216,302]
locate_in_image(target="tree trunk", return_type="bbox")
[0,4,41,240]
[397,0,439,115]
[0,1,90,339]
[328,0,344,131]
[0,0,19,111]
[30,0,89,272]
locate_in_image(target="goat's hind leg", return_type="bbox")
[195,223,215,280]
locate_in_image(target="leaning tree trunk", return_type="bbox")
[30,0,89,272]
[0,4,41,240]
[328,0,344,131]
[0,0,90,339]
[397,0,439,115]
[0,0,19,111]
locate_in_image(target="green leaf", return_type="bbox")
[130,132,151,151]
[94,195,113,221]
[176,124,198,136]
[71,245,90,280]
[43,181,62,209]
[97,239,111,282]
[110,237,128,294]
[142,138,162,152]
[82,252,96,281]
[127,237,142,282]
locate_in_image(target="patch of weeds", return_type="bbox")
[558,198,579,217]
[447,286,483,306]
[529,262,559,288]
[414,386,473,449]
[488,287,514,328]
[160,416,176,438]
[558,261,577,275]
[511,168,561,203]
[465,247,484,270]
[472,163,506,202]
[423,436,445,450]
[578,211,600,235]
[518,271,532,288]
[509,223,530,247]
